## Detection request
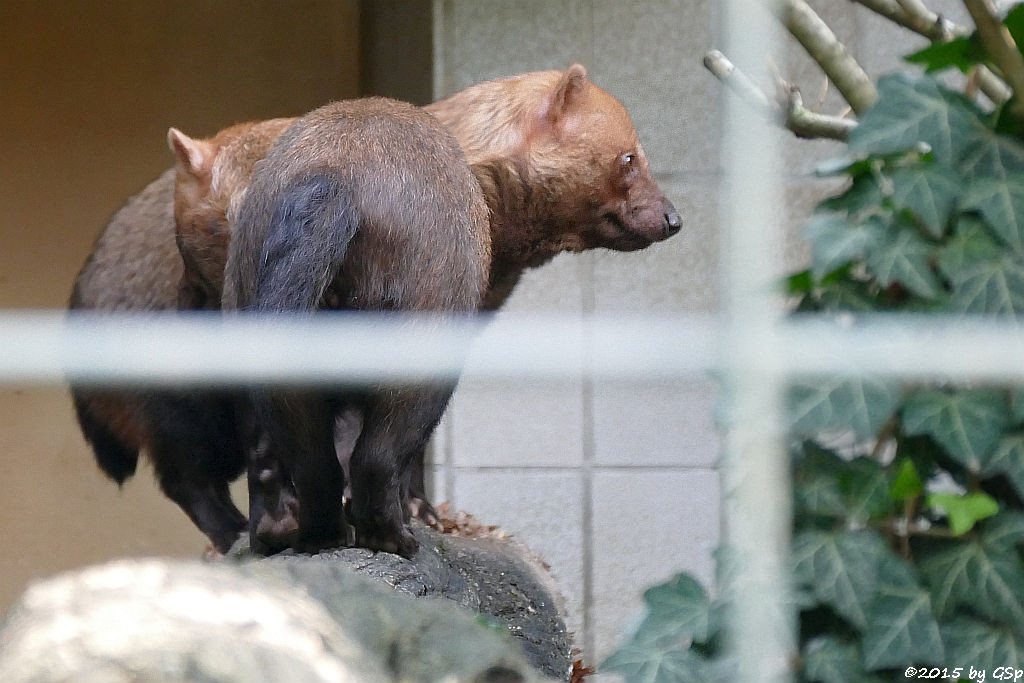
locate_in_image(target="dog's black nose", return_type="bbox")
[665,210,682,236]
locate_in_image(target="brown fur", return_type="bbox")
[70,168,181,313]
[69,169,178,498]
[223,96,490,555]
[425,64,679,308]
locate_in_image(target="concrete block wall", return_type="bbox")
[427,0,979,666]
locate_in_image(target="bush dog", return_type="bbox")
[223,96,490,556]
[69,64,680,554]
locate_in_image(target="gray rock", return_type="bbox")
[0,559,391,683]
[230,520,573,681]
[0,520,573,682]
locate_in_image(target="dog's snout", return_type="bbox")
[664,210,682,237]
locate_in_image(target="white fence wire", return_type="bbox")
[3,312,1022,386]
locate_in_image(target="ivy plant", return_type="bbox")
[605,10,1024,683]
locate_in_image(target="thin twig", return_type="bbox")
[813,75,831,111]
[963,0,1024,120]
[785,87,857,140]
[703,50,856,141]
[774,0,878,113]
[703,50,777,117]
[897,0,957,38]
[853,0,957,40]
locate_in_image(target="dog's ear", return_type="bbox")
[168,128,214,178]
[544,64,589,127]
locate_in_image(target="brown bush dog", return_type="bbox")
[221,97,490,556]
[168,121,445,549]
[68,64,679,554]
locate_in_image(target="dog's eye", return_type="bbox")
[618,153,639,186]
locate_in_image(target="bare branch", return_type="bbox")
[853,0,1011,104]
[706,0,1019,141]
[856,0,957,40]
[785,87,858,140]
[703,50,856,141]
[774,0,878,113]
[896,0,959,38]
[973,65,1013,105]
[974,69,1012,105]
[963,0,1024,120]
[703,50,777,117]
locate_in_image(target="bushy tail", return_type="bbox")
[71,392,139,484]
[252,173,359,312]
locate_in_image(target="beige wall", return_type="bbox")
[0,0,359,611]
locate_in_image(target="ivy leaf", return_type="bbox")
[905,36,980,74]
[634,573,715,646]
[795,445,848,519]
[862,554,944,670]
[841,457,894,522]
[865,225,941,298]
[941,214,1003,263]
[787,269,814,295]
[795,448,893,522]
[918,515,1024,626]
[958,126,1024,177]
[803,636,858,683]
[902,388,1010,471]
[601,642,709,683]
[981,511,1024,547]
[962,173,1024,255]
[984,435,1024,500]
[938,218,1024,315]
[945,251,1024,315]
[792,529,890,629]
[938,217,1024,317]
[849,73,988,165]
[815,154,865,177]
[905,6,1024,76]
[941,617,1024,672]
[789,376,900,440]
[820,173,884,217]
[816,277,881,312]
[804,215,884,278]
[887,164,961,238]
[926,492,1000,536]
[890,459,924,502]
[803,636,884,683]
[1004,4,1024,46]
